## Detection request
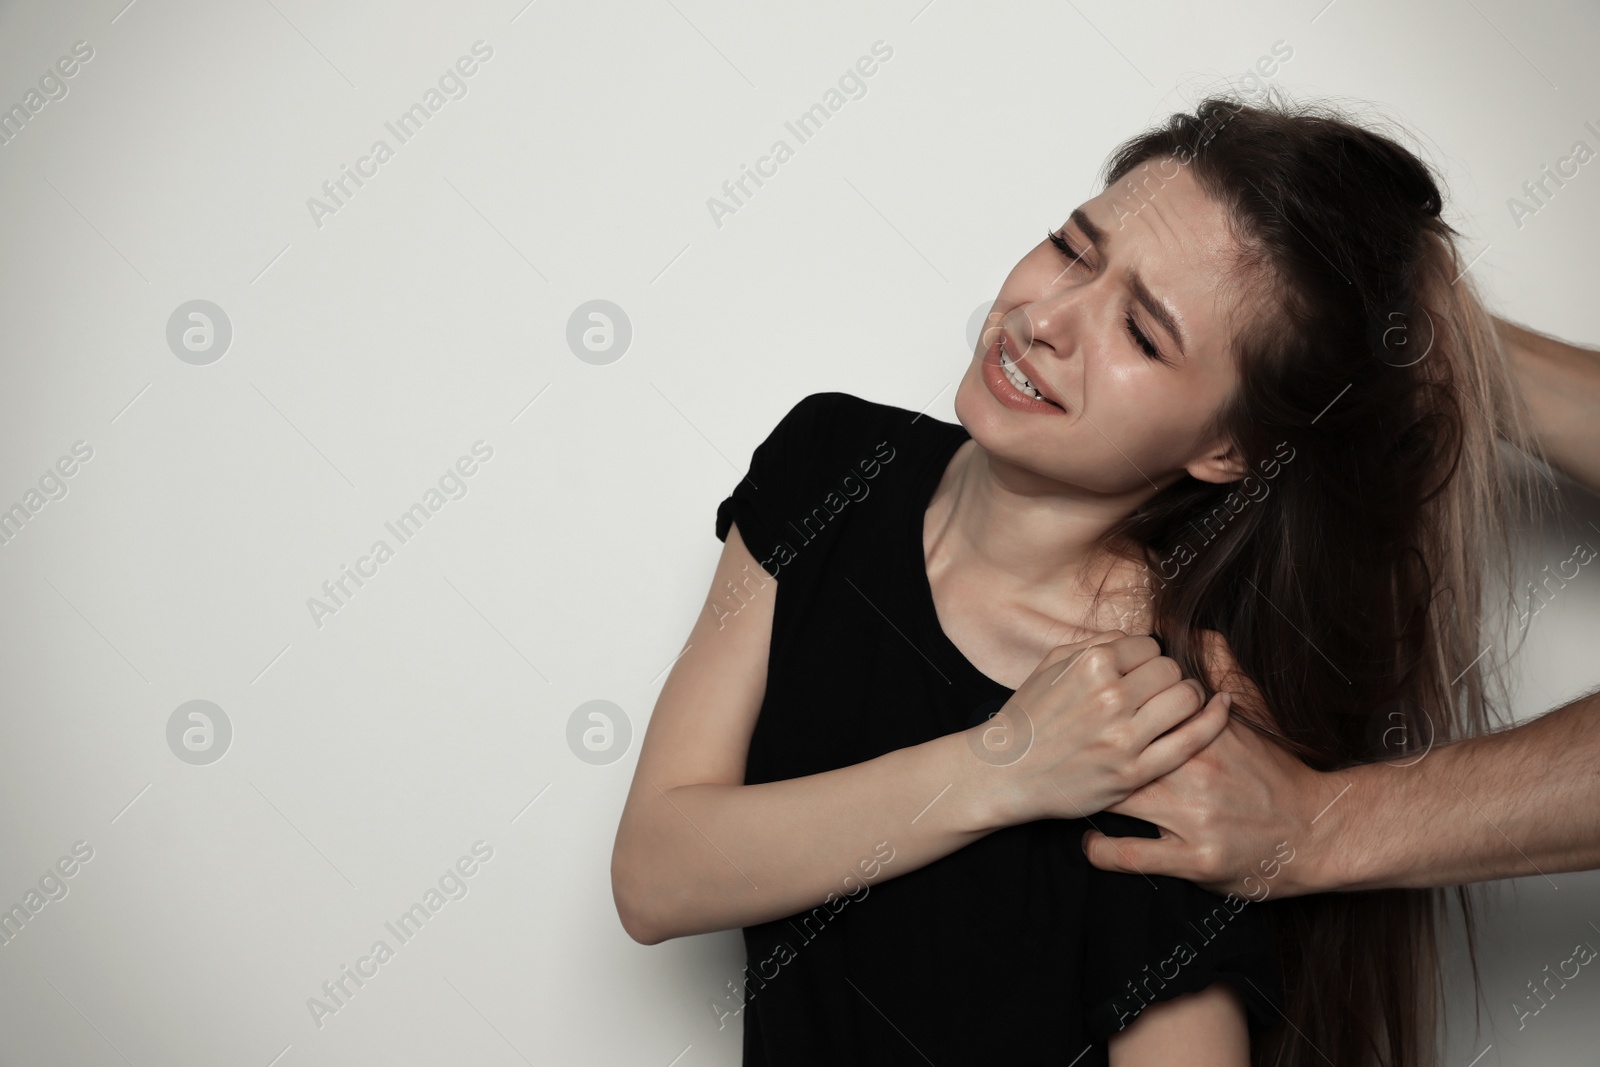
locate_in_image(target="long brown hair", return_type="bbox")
[1092,92,1554,1065]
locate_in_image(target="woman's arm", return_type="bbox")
[612,524,1228,943]
[1496,315,1600,493]
[1107,982,1250,1066]
[610,524,1005,944]
[1083,631,1600,896]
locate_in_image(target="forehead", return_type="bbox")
[1077,160,1243,336]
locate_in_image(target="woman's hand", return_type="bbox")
[972,632,1234,825]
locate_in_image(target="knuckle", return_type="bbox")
[1049,645,1087,673]
[1158,656,1182,686]
[1104,722,1134,753]
[1081,643,1117,670]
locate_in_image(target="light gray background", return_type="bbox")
[0,0,1597,1063]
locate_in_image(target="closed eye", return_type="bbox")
[1046,229,1170,366]
[1047,229,1088,271]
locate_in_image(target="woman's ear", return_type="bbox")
[1186,438,1249,485]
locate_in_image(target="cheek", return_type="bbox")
[1095,369,1210,459]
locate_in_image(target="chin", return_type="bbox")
[952,371,1162,495]
[951,375,1044,471]
[953,363,1048,447]
[947,363,985,435]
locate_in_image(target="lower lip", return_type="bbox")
[980,337,1068,415]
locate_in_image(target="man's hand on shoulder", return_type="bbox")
[1082,630,1351,898]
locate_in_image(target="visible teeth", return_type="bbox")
[1000,350,1043,400]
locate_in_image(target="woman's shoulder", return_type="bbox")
[741,392,938,504]
[773,390,963,454]
[778,390,902,427]
[717,390,952,567]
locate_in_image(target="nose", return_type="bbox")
[1003,292,1076,364]
[998,289,1088,419]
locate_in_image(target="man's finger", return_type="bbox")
[1082,829,1170,877]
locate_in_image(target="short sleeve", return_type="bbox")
[1080,812,1284,1042]
[715,392,836,580]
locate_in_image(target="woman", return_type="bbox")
[612,93,1548,1066]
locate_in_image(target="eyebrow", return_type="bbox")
[1068,207,1188,360]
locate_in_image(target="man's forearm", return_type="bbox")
[1311,686,1600,891]
[1323,317,1600,888]
[1496,316,1600,494]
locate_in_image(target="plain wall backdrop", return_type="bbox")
[0,0,1597,1062]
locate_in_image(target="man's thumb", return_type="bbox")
[1082,829,1141,874]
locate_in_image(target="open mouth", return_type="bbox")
[999,349,1060,408]
[996,338,1065,411]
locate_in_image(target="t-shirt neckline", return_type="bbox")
[901,422,1017,697]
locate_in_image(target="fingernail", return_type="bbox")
[1220,691,1233,710]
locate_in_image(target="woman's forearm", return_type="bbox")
[1496,315,1600,494]
[613,728,1009,944]
[1310,686,1600,891]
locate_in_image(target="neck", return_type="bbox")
[928,440,1168,595]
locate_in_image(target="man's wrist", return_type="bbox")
[1292,762,1387,893]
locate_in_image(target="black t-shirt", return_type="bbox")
[714,391,1284,1066]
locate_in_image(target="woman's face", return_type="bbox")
[954,156,1251,497]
